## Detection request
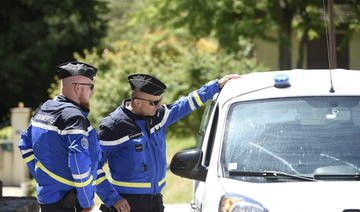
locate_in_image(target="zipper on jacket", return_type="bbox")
[137,119,158,193]
[150,139,159,193]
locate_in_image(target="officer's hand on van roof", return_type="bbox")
[218,74,241,88]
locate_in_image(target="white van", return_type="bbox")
[170,70,360,212]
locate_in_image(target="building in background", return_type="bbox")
[0,104,31,194]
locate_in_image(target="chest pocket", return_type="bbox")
[131,135,149,173]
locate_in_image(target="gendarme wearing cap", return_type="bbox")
[57,61,97,80]
[128,74,166,96]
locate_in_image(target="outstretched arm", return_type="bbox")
[162,74,241,128]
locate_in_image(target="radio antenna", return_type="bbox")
[322,0,336,93]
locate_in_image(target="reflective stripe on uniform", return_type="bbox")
[35,161,93,187]
[192,91,204,107]
[21,149,33,155]
[93,176,106,185]
[100,135,130,146]
[111,178,166,188]
[72,169,91,180]
[111,179,151,188]
[97,169,105,175]
[187,95,196,111]
[23,154,35,163]
[150,106,170,134]
[158,178,166,186]
[31,121,92,136]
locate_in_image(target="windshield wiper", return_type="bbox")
[314,173,360,180]
[228,170,316,181]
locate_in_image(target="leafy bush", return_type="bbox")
[0,126,11,140]
[50,31,267,136]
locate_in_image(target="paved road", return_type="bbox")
[3,187,191,212]
[92,204,191,212]
[164,203,191,212]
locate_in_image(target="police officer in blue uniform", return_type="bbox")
[19,62,104,212]
[96,73,240,212]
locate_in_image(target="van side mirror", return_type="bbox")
[170,149,207,181]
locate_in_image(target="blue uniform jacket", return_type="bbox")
[96,80,220,207]
[18,95,102,208]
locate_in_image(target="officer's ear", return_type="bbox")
[132,98,141,107]
[131,91,139,107]
[72,83,81,94]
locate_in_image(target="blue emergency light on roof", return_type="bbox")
[274,74,291,88]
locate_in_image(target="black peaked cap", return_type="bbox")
[57,61,97,80]
[128,74,166,96]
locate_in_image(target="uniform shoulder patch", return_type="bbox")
[81,137,89,149]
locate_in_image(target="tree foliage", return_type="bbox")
[142,0,360,70]
[50,31,266,136]
[102,0,150,43]
[0,0,108,121]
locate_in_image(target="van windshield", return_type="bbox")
[222,97,360,182]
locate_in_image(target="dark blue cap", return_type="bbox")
[128,74,166,96]
[56,61,97,80]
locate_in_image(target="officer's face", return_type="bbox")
[77,79,94,110]
[133,92,162,116]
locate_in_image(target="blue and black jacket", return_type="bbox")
[96,80,220,207]
[18,95,102,208]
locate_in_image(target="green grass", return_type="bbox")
[94,136,196,205]
[163,136,196,204]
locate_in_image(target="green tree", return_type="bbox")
[67,31,266,136]
[0,0,108,121]
[142,0,360,70]
[102,0,150,43]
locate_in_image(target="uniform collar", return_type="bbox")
[121,99,148,120]
[56,95,90,113]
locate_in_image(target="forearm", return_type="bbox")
[95,168,121,207]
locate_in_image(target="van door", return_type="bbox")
[194,100,219,211]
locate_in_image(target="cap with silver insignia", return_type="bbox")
[56,61,97,80]
[128,74,166,96]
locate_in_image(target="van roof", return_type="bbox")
[219,69,360,103]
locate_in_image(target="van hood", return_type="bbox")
[220,178,360,212]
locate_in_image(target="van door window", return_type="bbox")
[204,106,219,167]
[197,100,216,148]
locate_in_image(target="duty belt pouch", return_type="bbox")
[60,189,78,209]
[99,204,117,212]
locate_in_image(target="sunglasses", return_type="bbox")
[72,82,94,90]
[133,97,162,106]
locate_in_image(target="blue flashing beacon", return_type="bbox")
[274,74,290,88]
